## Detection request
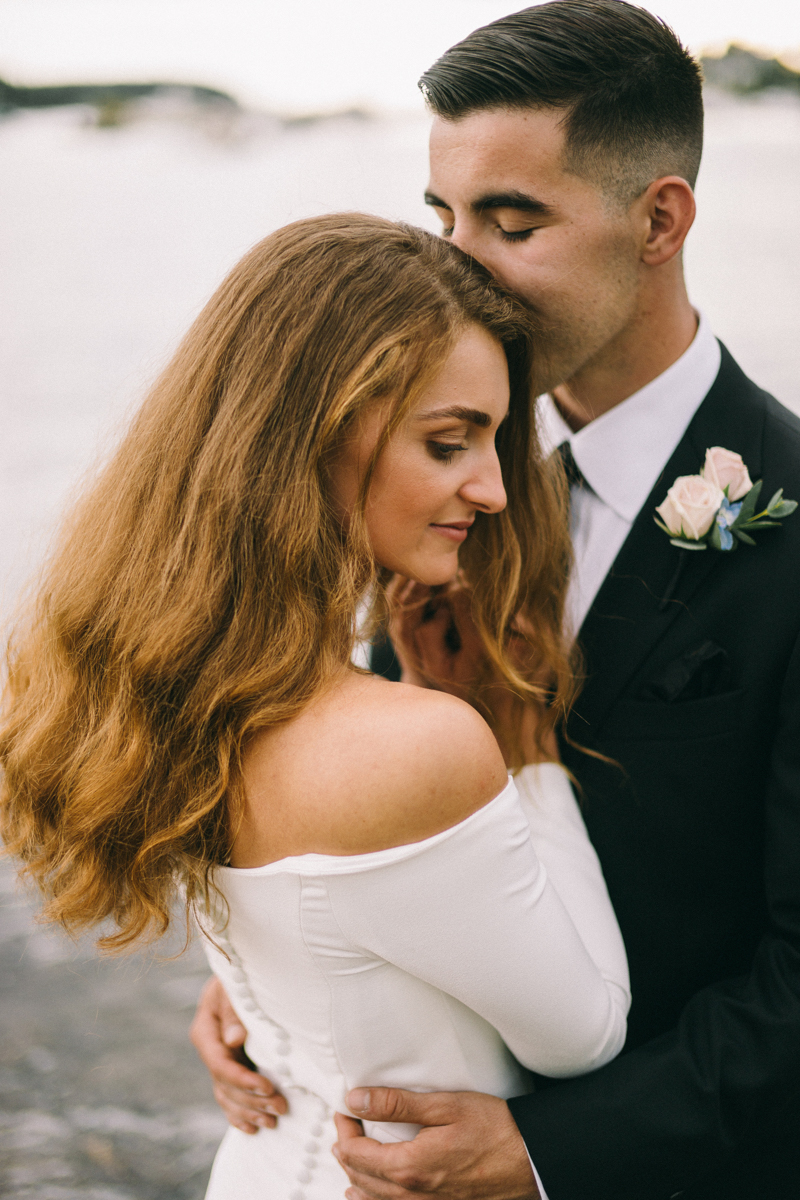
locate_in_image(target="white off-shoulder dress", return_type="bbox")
[200,763,629,1200]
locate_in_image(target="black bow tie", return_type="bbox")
[557,441,590,492]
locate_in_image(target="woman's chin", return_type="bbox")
[406,560,460,587]
[377,549,460,587]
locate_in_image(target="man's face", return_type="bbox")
[426,108,644,395]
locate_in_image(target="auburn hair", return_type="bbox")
[1,213,573,952]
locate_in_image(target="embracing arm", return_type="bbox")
[326,766,628,1080]
[331,754,628,1200]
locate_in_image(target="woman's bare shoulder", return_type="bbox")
[243,675,508,859]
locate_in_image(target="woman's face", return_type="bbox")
[330,324,510,585]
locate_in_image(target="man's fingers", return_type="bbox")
[346,1086,462,1129]
[218,996,247,1047]
[189,975,288,1121]
[334,1118,413,1183]
[213,1070,287,1110]
[336,1156,412,1200]
[213,1083,277,1134]
[343,1172,408,1200]
[201,1035,285,1107]
[339,1092,537,1200]
[334,1111,365,1142]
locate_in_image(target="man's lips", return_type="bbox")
[428,520,474,543]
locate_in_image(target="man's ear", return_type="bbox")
[639,176,696,266]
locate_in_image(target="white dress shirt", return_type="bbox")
[538,313,722,638]
[528,314,720,1200]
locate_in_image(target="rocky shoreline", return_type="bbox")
[0,858,226,1199]
[701,45,800,95]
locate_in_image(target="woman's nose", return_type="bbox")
[460,454,507,514]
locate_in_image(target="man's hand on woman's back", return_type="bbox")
[333,1088,540,1199]
[189,976,287,1133]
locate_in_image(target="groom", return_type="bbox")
[190,3,800,1197]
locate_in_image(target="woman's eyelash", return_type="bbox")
[429,442,467,462]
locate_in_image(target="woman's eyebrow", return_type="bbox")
[416,406,492,428]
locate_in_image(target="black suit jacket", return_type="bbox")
[508,345,800,1199]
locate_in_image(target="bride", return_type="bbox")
[0,213,628,1198]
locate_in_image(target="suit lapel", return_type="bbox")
[571,344,766,732]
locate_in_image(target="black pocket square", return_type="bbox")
[640,640,732,703]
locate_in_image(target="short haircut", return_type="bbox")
[419,0,704,204]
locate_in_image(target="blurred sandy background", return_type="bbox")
[1,1,800,1196]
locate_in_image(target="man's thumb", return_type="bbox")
[346,1087,455,1126]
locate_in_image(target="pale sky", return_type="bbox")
[1,0,799,112]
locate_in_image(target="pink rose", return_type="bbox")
[656,474,724,540]
[702,446,753,501]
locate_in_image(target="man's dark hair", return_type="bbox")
[419,0,704,204]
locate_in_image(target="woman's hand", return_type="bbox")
[387,577,487,699]
[189,976,287,1133]
[387,577,559,766]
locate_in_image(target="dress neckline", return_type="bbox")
[217,775,519,878]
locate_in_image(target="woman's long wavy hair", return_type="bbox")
[0,213,574,952]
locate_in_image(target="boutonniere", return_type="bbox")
[654,447,797,551]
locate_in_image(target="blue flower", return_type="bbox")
[718,497,743,527]
[715,503,738,550]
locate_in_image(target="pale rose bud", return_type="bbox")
[656,474,724,540]
[702,447,753,501]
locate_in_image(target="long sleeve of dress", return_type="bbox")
[323,770,630,1079]
[515,763,631,1024]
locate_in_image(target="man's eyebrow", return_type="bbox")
[474,190,555,218]
[424,191,451,210]
[416,406,492,429]
[423,189,554,219]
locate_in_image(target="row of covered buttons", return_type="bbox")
[216,928,333,1199]
[216,931,298,1084]
[289,1093,333,1199]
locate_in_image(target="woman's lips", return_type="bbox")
[429,521,473,543]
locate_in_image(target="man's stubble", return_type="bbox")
[522,221,644,404]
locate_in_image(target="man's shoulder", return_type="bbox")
[760,393,800,464]
[741,377,800,497]
[704,343,800,481]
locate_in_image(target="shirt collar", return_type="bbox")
[538,313,722,523]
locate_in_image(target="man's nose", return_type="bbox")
[449,221,501,282]
[449,216,481,260]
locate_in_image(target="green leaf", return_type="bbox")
[669,538,706,551]
[766,488,784,512]
[708,520,724,551]
[733,529,757,546]
[744,519,781,530]
[771,500,798,519]
[736,480,763,524]
[654,517,674,535]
